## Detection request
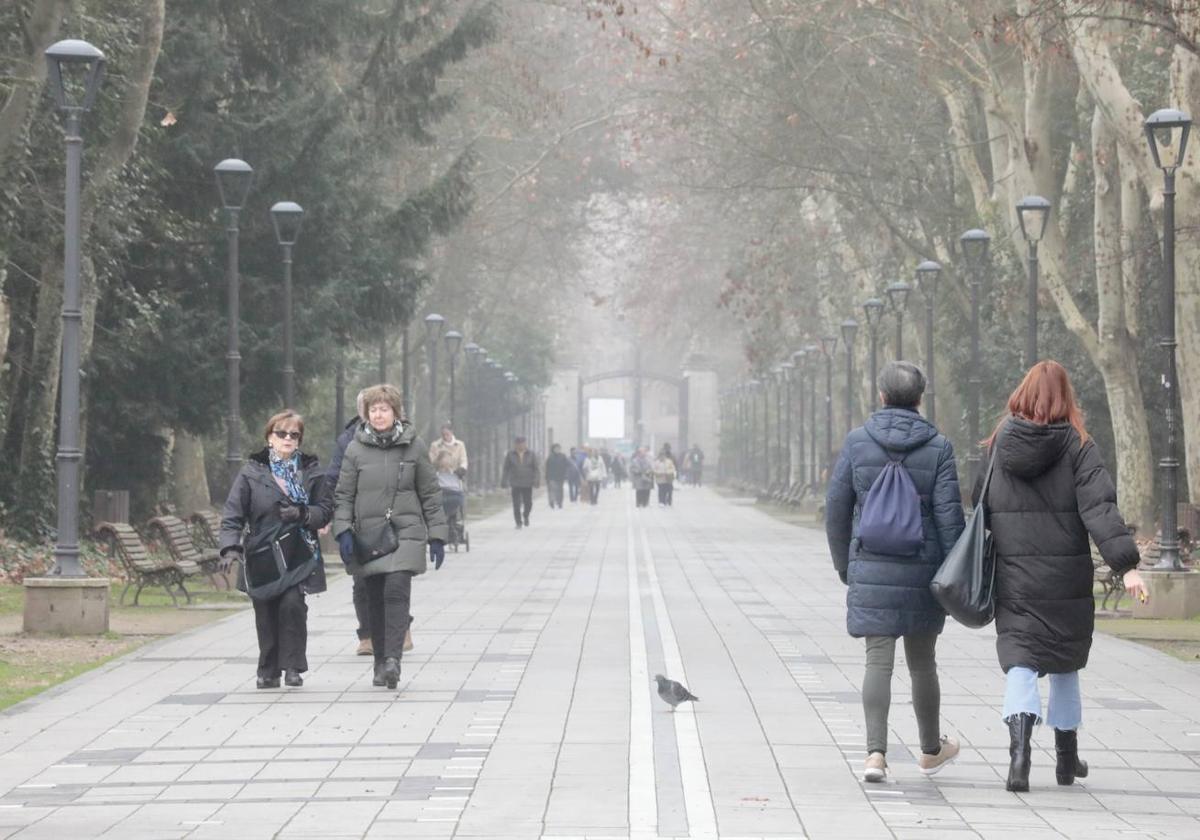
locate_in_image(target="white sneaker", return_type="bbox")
[864,752,887,782]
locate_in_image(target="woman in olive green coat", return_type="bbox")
[333,384,448,689]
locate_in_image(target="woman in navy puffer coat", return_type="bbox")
[825,361,965,782]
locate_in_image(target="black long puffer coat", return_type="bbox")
[826,408,965,638]
[979,418,1140,674]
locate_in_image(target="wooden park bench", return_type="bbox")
[1093,554,1124,612]
[188,509,221,549]
[95,521,189,606]
[147,514,225,589]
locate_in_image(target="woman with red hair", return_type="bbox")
[979,361,1147,792]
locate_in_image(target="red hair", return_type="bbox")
[985,360,1089,447]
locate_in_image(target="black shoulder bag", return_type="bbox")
[930,451,998,628]
[352,463,403,563]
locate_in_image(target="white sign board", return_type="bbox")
[588,398,626,440]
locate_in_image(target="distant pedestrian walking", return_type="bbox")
[630,447,654,508]
[501,436,540,528]
[611,452,628,488]
[333,385,447,691]
[976,361,1146,793]
[545,444,570,509]
[687,446,705,486]
[653,445,677,506]
[567,446,584,503]
[220,410,331,690]
[584,447,608,504]
[825,361,964,782]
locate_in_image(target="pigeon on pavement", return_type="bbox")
[655,674,698,709]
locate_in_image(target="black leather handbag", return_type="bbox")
[930,452,998,628]
[352,509,400,563]
[244,526,317,601]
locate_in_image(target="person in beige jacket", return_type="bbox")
[429,424,468,478]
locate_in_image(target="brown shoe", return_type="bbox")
[403,628,414,652]
[356,637,373,656]
[863,752,887,782]
[917,736,960,776]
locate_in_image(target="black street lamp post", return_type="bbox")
[759,378,770,489]
[772,366,784,486]
[820,336,837,481]
[464,342,480,477]
[805,346,819,486]
[45,39,105,577]
[915,260,942,424]
[841,318,859,434]
[214,157,254,487]
[1145,107,1193,571]
[961,228,991,487]
[863,298,884,410]
[424,314,445,439]
[781,361,794,487]
[270,201,304,406]
[792,350,807,487]
[444,330,462,427]
[886,281,912,359]
[1016,195,1051,366]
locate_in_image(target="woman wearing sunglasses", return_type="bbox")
[219,410,332,689]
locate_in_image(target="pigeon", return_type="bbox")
[655,674,699,709]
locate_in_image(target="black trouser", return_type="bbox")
[353,576,370,640]
[548,480,564,508]
[254,585,307,678]
[588,481,601,504]
[657,482,673,506]
[366,571,413,663]
[511,487,533,525]
[692,467,703,487]
[636,488,651,507]
[567,478,580,502]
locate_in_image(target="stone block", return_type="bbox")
[1132,570,1200,619]
[23,576,110,635]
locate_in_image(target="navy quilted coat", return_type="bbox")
[825,408,966,638]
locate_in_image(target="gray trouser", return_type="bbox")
[863,633,941,755]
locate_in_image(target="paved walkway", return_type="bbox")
[2,487,1199,839]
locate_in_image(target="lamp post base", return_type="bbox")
[23,577,109,635]
[1132,569,1200,620]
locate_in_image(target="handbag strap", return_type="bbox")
[978,447,998,507]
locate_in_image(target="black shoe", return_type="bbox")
[515,522,522,529]
[523,517,529,526]
[372,662,386,687]
[284,669,303,687]
[383,657,400,689]
[1006,712,1037,792]
[1054,728,1089,785]
[256,676,280,690]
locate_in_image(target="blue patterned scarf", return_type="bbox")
[269,449,320,558]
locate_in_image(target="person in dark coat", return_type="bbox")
[826,361,965,782]
[220,410,332,690]
[545,444,570,509]
[977,361,1146,793]
[501,436,540,528]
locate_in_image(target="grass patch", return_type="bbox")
[0,634,145,711]
[1095,616,1200,663]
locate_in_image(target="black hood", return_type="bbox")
[995,417,1078,478]
[248,447,320,470]
[864,408,938,453]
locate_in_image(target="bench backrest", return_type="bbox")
[147,515,204,575]
[95,521,164,574]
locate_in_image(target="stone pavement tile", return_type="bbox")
[313,780,394,798]
[101,801,220,833]
[185,801,302,838]
[103,763,188,784]
[178,760,265,782]
[75,785,163,804]
[156,782,244,801]
[329,759,410,779]
[8,804,138,839]
[234,780,321,800]
[275,800,383,837]
[252,759,339,780]
[1086,792,1187,815]
[202,746,279,761]
[794,805,891,839]
[130,748,212,763]
[0,808,52,833]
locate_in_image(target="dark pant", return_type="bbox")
[548,480,564,508]
[588,481,601,504]
[863,634,941,755]
[366,571,413,663]
[567,478,580,502]
[657,482,673,506]
[636,488,651,507]
[353,576,370,640]
[692,467,702,486]
[254,585,307,678]
[511,487,533,525]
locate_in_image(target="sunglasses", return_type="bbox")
[272,429,302,441]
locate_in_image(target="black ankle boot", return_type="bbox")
[1054,728,1089,785]
[383,657,400,689]
[372,661,386,687]
[1006,712,1036,792]
[284,669,302,687]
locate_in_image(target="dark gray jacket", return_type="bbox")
[825,408,965,638]
[979,418,1139,674]
[333,421,448,577]
[501,449,540,489]
[219,449,332,594]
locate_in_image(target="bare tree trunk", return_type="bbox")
[0,0,69,166]
[170,430,212,515]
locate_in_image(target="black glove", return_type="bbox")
[337,530,356,564]
[278,502,307,525]
[454,467,467,480]
[429,539,445,570]
[218,546,241,574]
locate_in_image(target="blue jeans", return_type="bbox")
[1002,667,1082,730]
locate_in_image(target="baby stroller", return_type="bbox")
[438,471,469,552]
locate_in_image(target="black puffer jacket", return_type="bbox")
[826,408,965,638]
[219,449,332,595]
[979,418,1140,674]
